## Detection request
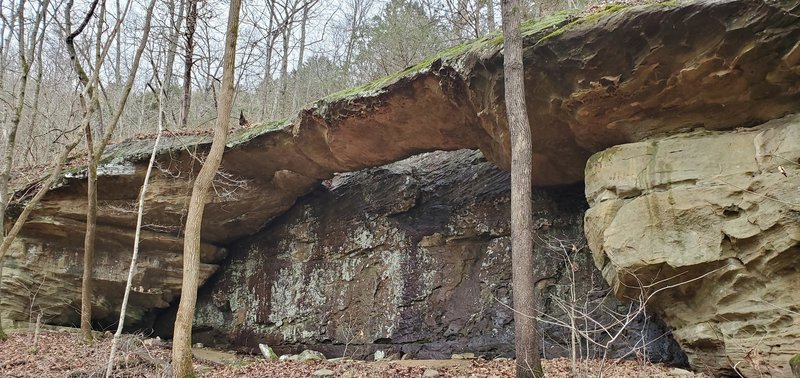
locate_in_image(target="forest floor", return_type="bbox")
[0,329,708,377]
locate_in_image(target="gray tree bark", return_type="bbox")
[486,0,496,31]
[65,0,150,343]
[163,0,186,127]
[170,0,241,376]
[180,0,198,129]
[502,0,544,377]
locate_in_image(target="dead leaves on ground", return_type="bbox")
[0,331,704,377]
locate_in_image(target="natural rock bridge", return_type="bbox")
[5,0,799,375]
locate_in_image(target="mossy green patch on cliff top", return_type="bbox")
[227,118,292,147]
[538,1,682,43]
[100,134,213,166]
[321,11,576,104]
[297,2,684,108]
[320,35,496,103]
[539,4,628,42]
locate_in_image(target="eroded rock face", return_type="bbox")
[584,114,800,376]
[469,0,800,183]
[1,211,222,329]
[0,0,797,367]
[187,150,686,363]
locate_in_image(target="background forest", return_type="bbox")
[0,0,591,170]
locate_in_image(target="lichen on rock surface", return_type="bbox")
[584,114,800,376]
[1,0,798,372]
[187,150,685,363]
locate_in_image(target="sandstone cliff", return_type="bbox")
[2,0,799,374]
[585,113,800,376]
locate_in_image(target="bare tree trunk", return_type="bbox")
[343,0,366,77]
[113,0,121,85]
[171,0,240,376]
[68,0,150,342]
[0,0,29,248]
[259,7,276,119]
[293,6,308,110]
[106,69,162,378]
[279,24,290,102]
[502,0,543,377]
[0,262,5,340]
[458,0,469,39]
[78,0,107,343]
[0,0,17,89]
[23,24,46,166]
[80,151,97,342]
[474,0,482,37]
[297,2,308,69]
[180,0,198,129]
[486,0,495,31]
[163,0,186,121]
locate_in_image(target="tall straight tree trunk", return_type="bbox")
[0,0,17,89]
[343,1,360,78]
[164,0,187,87]
[297,3,308,69]
[279,25,290,101]
[486,0,496,31]
[259,8,276,119]
[105,73,163,378]
[180,0,198,128]
[23,27,45,166]
[113,0,122,84]
[292,3,310,110]
[79,0,108,343]
[0,262,4,339]
[502,0,544,377]
[458,0,469,39]
[80,150,98,342]
[163,0,186,124]
[171,0,240,376]
[75,0,152,343]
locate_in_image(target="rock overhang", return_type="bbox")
[4,0,800,337]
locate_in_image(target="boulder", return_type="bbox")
[451,353,476,360]
[259,344,278,361]
[584,114,800,376]
[297,350,326,363]
[191,150,684,362]
[278,354,293,362]
[311,368,335,377]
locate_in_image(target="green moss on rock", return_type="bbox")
[227,118,292,147]
[791,353,800,378]
[539,5,627,42]
[538,1,683,43]
[323,11,575,103]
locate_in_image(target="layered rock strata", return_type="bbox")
[584,114,800,376]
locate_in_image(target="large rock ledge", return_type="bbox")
[584,113,800,376]
[1,0,798,370]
